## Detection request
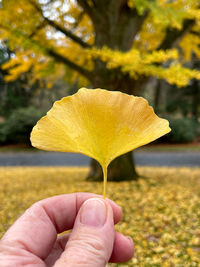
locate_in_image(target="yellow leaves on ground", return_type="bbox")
[31,88,170,197]
[0,166,200,266]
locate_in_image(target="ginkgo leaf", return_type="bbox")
[31,88,171,197]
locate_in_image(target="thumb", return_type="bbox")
[54,198,115,267]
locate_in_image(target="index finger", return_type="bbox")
[0,193,122,260]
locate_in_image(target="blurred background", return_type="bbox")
[0,0,200,266]
[0,0,200,170]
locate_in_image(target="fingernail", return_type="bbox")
[80,198,107,227]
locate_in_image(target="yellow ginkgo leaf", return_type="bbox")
[31,88,171,197]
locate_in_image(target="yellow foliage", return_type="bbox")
[0,0,200,87]
[180,33,200,61]
[89,47,200,87]
[31,88,170,197]
[0,166,200,266]
[0,0,93,85]
[90,47,179,68]
[31,89,170,166]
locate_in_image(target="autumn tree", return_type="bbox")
[0,0,200,181]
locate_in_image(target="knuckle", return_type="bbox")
[66,232,107,265]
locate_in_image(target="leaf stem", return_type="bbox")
[102,165,107,199]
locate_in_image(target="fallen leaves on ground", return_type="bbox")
[0,166,200,266]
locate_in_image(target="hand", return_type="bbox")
[0,193,134,266]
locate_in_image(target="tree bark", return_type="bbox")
[87,74,146,181]
[84,2,149,182]
[87,151,139,181]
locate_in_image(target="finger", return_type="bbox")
[54,198,115,267]
[46,231,134,266]
[45,233,71,267]
[109,232,134,263]
[0,193,122,260]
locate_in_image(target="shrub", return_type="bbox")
[0,106,44,145]
[0,122,7,143]
[164,117,198,143]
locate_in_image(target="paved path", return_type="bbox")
[0,151,199,167]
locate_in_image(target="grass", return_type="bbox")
[0,166,200,266]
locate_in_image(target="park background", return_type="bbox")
[0,0,200,266]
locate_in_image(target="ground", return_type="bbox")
[0,166,200,266]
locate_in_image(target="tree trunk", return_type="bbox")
[86,2,148,182]
[87,71,148,182]
[87,151,139,181]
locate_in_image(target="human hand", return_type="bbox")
[0,193,134,266]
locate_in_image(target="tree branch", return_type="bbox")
[0,23,93,81]
[77,0,93,11]
[71,10,85,30]
[46,48,93,80]
[77,0,96,21]
[43,17,91,48]
[157,19,195,50]
[29,21,47,38]
[29,0,91,48]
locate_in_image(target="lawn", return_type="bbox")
[0,166,200,266]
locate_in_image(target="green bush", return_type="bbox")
[0,106,44,145]
[164,117,198,143]
[0,122,7,143]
